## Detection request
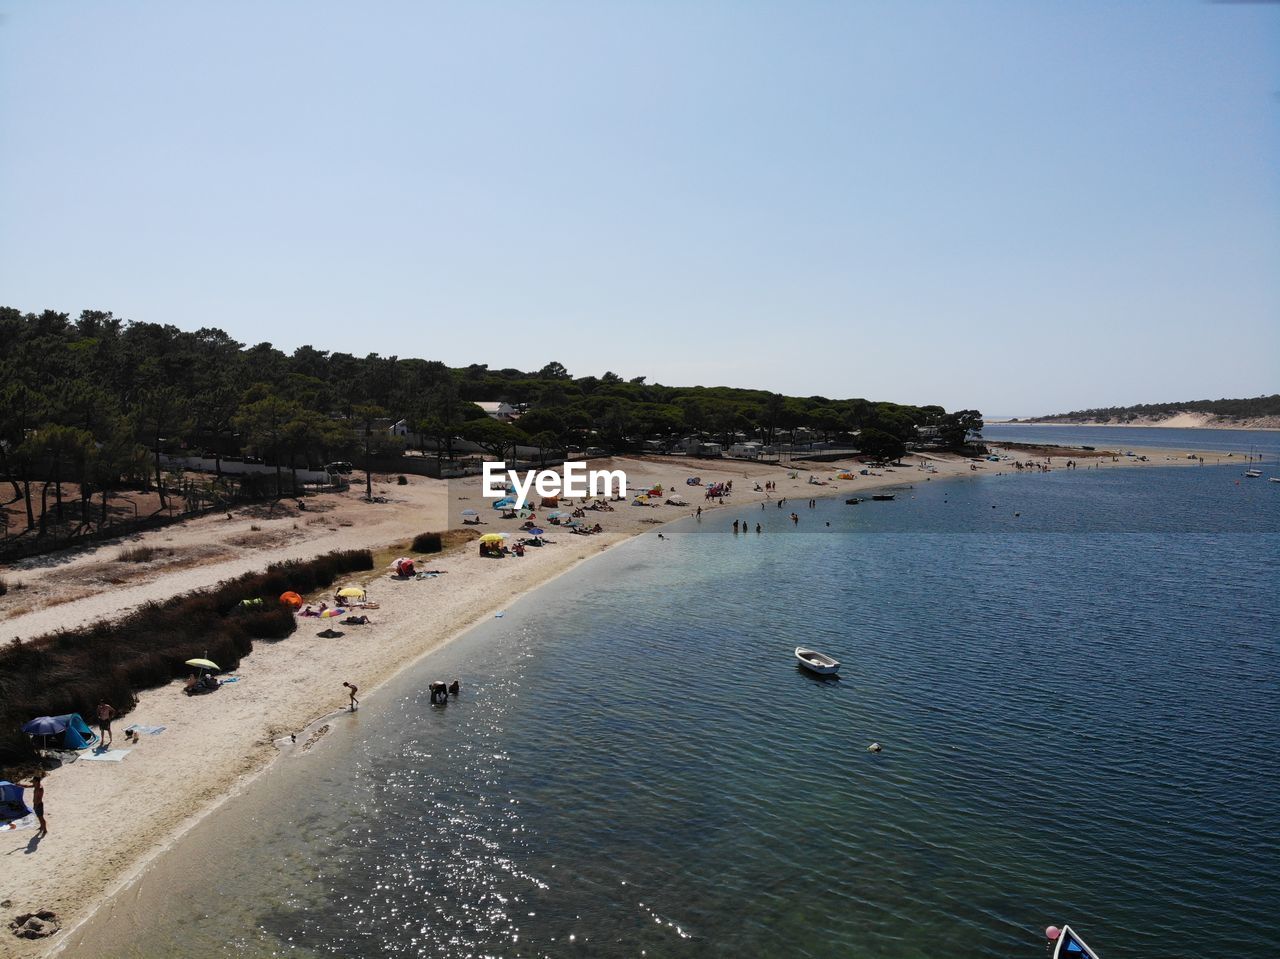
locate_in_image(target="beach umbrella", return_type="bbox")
[527,527,545,537]
[185,658,220,671]
[320,608,347,619]
[547,510,565,519]
[280,591,303,608]
[461,508,479,518]
[493,497,515,509]
[21,716,68,736]
[337,587,365,599]
[479,532,507,544]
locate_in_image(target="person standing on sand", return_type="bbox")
[96,700,117,747]
[17,774,46,836]
[343,682,359,711]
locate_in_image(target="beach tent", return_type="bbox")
[493,497,515,510]
[0,781,31,823]
[540,496,559,507]
[280,591,303,609]
[391,558,415,577]
[23,714,97,751]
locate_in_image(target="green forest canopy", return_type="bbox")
[0,307,981,531]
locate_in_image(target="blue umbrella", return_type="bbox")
[21,716,67,736]
[527,527,545,537]
[493,497,515,509]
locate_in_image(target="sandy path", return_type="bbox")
[1,480,450,640]
[0,449,1213,958]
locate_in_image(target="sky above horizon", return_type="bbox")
[1,1,1277,417]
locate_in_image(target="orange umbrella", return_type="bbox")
[280,591,303,609]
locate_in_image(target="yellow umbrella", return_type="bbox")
[479,533,506,544]
[337,587,365,598]
[185,658,220,671]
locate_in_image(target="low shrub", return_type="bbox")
[0,548,373,772]
[411,532,443,554]
[117,545,157,563]
[397,475,408,485]
[0,577,7,596]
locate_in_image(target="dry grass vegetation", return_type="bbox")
[0,549,374,771]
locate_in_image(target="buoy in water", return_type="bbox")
[868,742,882,753]
[1045,926,1061,941]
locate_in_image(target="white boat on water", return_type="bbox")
[1053,924,1101,959]
[1270,477,1280,483]
[1244,469,1262,478]
[795,647,840,676]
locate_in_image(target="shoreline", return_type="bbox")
[3,451,1221,958]
[994,420,1280,432]
[49,539,627,956]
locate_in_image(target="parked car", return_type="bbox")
[326,461,354,474]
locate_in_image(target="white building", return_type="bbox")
[477,401,517,421]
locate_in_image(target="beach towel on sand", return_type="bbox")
[81,749,131,762]
[124,725,166,736]
[1,813,36,831]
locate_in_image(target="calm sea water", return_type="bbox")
[983,423,1280,458]
[72,466,1279,959]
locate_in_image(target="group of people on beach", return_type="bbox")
[13,702,120,837]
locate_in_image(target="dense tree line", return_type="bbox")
[0,306,979,537]
[1031,395,1280,422]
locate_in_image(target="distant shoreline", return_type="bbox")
[992,419,1280,432]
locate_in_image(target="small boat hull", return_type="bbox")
[1053,925,1101,959]
[795,646,840,675]
[871,494,895,501]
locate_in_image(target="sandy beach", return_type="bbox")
[0,447,1218,957]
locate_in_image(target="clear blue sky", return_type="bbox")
[1,1,1276,415]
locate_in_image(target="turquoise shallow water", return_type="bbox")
[74,466,1279,958]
